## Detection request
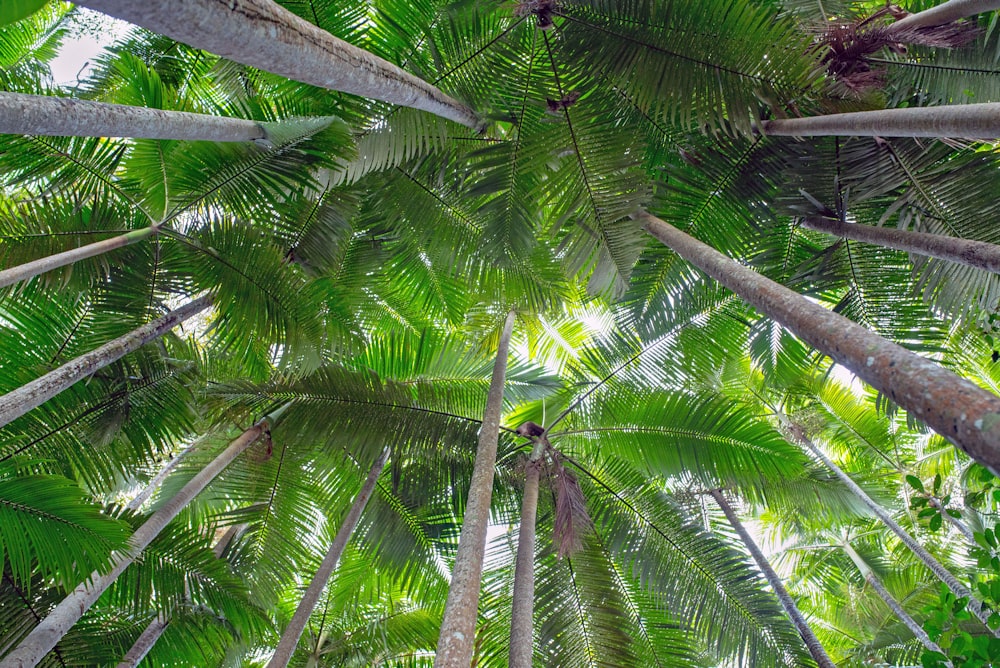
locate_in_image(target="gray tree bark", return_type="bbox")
[266,448,390,668]
[889,0,1000,32]
[0,226,158,289]
[0,415,276,668]
[116,617,168,668]
[77,0,481,130]
[0,296,212,430]
[0,92,267,142]
[840,540,951,663]
[509,455,542,668]
[800,216,1000,275]
[639,212,1000,477]
[779,417,997,633]
[762,103,1000,139]
[435,310,517,668]
[709,489,836,668]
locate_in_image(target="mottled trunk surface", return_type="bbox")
[0,92,267,142]
[435,310,517,667]
[801,216,1000,275]
[0,226,158,290]
[267,448,390,668]
[78,0,480,129]
[762,102,1000,139]
[709,489,836,668]
[0,418,273,668]
[0,296,212,430]
[640,213,1000,476]
[509,458,541,668]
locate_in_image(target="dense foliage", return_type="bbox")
[3,0,1000,665]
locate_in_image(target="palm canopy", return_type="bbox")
[3,0,1000,665]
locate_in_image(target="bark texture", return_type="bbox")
[640,213,1000,476]
[841,541,950,661]
[509,457,542,668]
[762,102,1000,139]
[77,0,480,129]
[0,296,212,430]
[435,310,517,668]
[889,0,1000,32]
[0,226,158,289]
[115,618,168,668]
[0,92,267,141]
[0,418,271,668]
[782,418,997,632]
[801,216,1000,275]
[267,448,390,668]
[710,489,836,668]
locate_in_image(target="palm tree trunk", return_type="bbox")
[0,226,158,290]
[800,216,1000,275]
[761,102,1000,139]
[779,417,997,632]
[0,92,268,142]
[709,488,836,668]
[840,540,951,662]
[0,295,212,430]
[639,212,1000,477]
[116,617,168,668]
[889,0,1000,32]
[116,520,247,668]
[508,455,542,668]
[267,447,390,668]
[0,413,279,668]
[435,309,517,668]
[76,0,481,130]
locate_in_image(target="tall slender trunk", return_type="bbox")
[800,217,1000,275]
[889,0,1000,32]
[116,618,168,668]
[0,295,212,430]
[509,455,542,668]
[761,103,1000,138]
[76,0,480,130]
[779,417,997,632]
[116,495,251,667]
[0,414,279,668]
[267,448,390,668]
[0,226,158,290]
[840,540,951,663]
[709,489,836,668]
[0,93,268,142]
[639,212,1000,476]
[435,310,517,668]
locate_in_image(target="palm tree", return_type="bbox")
[435,309,516,668]
[0,91,272,141]
[6,0,1000,664]
[709,487,835,668]
[0,413,278,667]
[74,0,481,129]
[267,447,390,667]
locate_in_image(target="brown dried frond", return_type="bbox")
[815,7,981,94]
[550,455,592,559]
